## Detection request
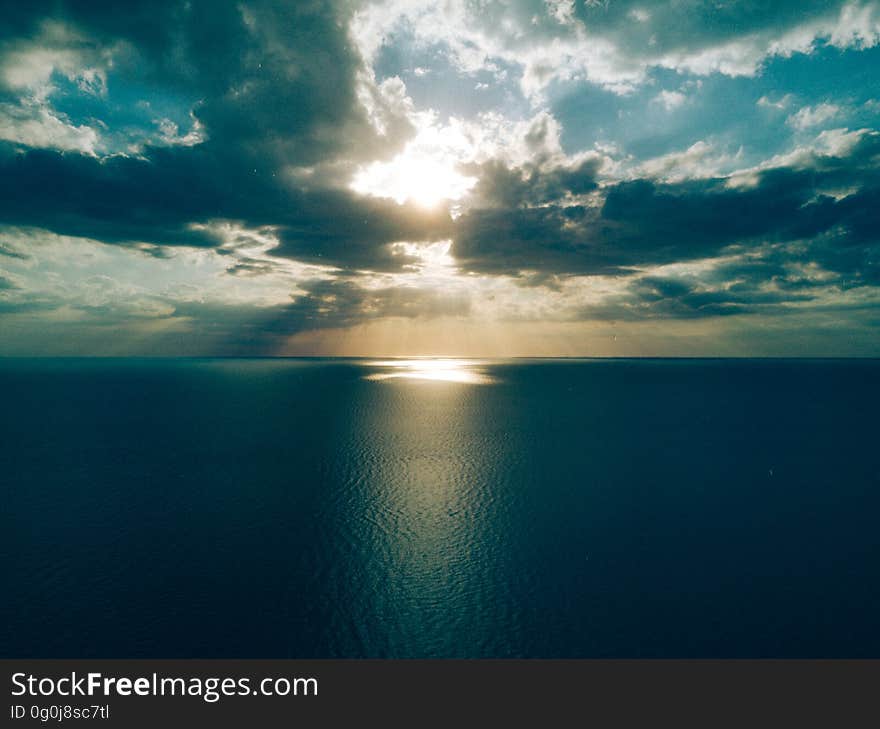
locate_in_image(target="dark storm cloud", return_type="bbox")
[0,0,449,271]
[453,131,880,280]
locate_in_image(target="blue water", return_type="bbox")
[1,358,878,657]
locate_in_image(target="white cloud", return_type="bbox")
[0,101,99,153]
[829,1,880,47]
[346,103,615,214]
[357,73,416,139]
[0,20,111,99]
[660,2,880,78]
[652,90,687,111]
[545,0,576,25]
[634,141,744,182]
[757,94,794,110]
[155,115,206,148]
[725,127,875,188]
[0,224,337,318]
[350,0,645,102]
[350,0,880,104]
[786,103,841,130]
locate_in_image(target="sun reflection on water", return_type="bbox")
[363,358,496,384]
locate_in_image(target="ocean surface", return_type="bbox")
[1,357,878,658]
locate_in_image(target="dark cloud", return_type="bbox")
[606,274,817,320]
[281,278,470,331]
[0,143,226,248]
[0,0,447,271]
[0,141,453,270]
[0,0,878,350]
[1,0,361,163]
[2,0,876,280]
[465,156,600,208]
[268,197,453,272]
[454,132,880,280]
[567,258,869,323]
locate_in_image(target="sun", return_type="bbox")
[351,150,476,209]
[350,117,477,208]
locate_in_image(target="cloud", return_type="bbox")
[0,19,110,95]
[652,90,687,111]
[135,277,474,354]
[284,277,471,330]
[633,141,744,183]
[0,100,98,153]
[352,1,880,100]
[787,103,842,130]
[757,94,794,110]
[465,155,601,209]
[0,270,19,290]
[0,0,878,354]
[453,129,880,283]
[597,273,816,320]
[0,238,29,260]
[0,0,449,272]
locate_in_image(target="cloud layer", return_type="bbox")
[0,0,878,355]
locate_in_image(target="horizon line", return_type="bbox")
[1,355,879,361]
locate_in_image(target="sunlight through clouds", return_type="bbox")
[0,0,878,356]
[350,115,477,208]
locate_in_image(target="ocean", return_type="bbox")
[1,357,878,657]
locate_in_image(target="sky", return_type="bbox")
[0,0,878,356]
